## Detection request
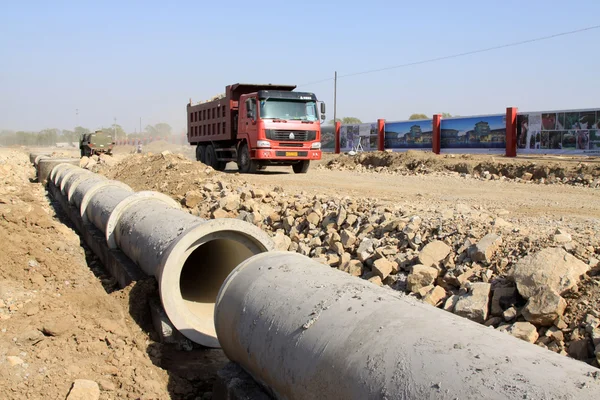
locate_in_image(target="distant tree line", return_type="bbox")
[0,122,174,146]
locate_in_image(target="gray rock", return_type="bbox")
[418,240,451,267]
[511,247,589,299]
[503,307,518,321]
[406,265,438,293]
[67,380,100,400]
[468,234,502,263]
[357,238,375,262]
[453,282,491,323]
[306,212,320,226]
[336,207,347,227]
[507,322,539,343]
[567,339,591,360]
[522,287,567,326]
[491,286,518,316]
[272,231,291,251]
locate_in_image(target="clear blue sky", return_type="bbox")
[2,0,599,134]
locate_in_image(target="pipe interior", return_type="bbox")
[178,237,256,335]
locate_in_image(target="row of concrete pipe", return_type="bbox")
[34,155,600,399]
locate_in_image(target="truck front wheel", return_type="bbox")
[292,160,310,174]
[237,143,257,173]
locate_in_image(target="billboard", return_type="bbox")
[340,123,377,152]
[517,109,600,155]
[321,125,335,152]
[384,119,433,151]
[441,114,506,153]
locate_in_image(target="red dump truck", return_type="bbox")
[187,83,325,173]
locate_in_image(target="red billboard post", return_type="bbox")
[506,107,518,157]
[377,119,385,151]
[432,114,441,155]
[334,121,341,154]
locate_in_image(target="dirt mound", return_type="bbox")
[320,151,600,186]
[113,140,196,160]
[96,152,240,202]
[0,150,175,399]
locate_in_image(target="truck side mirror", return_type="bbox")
[320,102,326,114]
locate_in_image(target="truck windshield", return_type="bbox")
[259,99,318,121]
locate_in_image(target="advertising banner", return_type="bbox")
[517,109,600,155]
[340,123,377,152]
[321,125,335,152]
[440,114,506,153]
[384,119,433,151]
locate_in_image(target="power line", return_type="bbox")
[297,25,600,87]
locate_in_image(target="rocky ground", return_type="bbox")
[1,146,599,399]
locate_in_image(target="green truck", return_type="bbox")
[79,130,114,157]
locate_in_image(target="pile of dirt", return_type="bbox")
[319,151,600,187]
[0,150,205,399]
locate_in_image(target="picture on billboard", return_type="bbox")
[321,125,335,151]
[440,115,506,149]
[384,120,433,149]
[518,109,600,154]
[340,123,377,151]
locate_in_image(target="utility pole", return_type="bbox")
[333,71,337,125]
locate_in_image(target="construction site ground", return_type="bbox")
[1,144,599,399]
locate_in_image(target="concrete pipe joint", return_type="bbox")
[78,180,133,225]
[53,164,83,188]
[109,193,274,348]
[60,168,94,197]
[214,252,600,400]
[49,163,77,185]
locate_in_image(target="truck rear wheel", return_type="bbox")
[292,160,310,174]
[205,145,226,171]
[237,143,257,174]
[196,145,206,163]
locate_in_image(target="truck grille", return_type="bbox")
[279,143,306,147]
[266,130,310,142]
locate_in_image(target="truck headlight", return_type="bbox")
[257,140,271,148]
[311,142,321,149]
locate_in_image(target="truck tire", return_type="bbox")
[237,143,257,174]
[292,160,310,174]
[205,145,227,171]
[196,145,206,163]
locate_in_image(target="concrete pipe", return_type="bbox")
[37,159,80,186]
[215,252,600,400]
[83,183,136,233]
[76,180,133,221]
[66,173,106,205]
[49,163,77,184]
[34,154,50,166]
[60,168,93,196]
[112,196,274,347]
[53,164,82,188]
[29,152,48,164]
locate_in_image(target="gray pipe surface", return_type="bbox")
[61,168,93,196]
[80,181,133,226]
[215,252,600,400]
[50,163,77,184]
[37,159,79,185]
[113,197,274,347]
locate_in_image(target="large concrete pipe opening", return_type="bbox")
[109,194,274,348]
[178,235,258,342]
[215,251,600,400]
